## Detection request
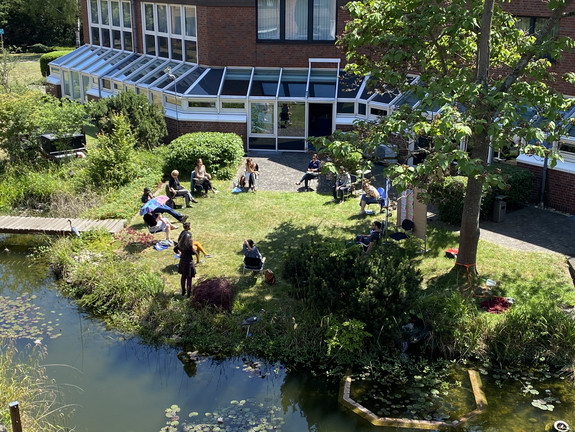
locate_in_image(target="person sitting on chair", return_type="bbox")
[355,221,382,254]
[169,170,198,207]
[194,158,218,196]
[141,187,188,223]
[295,153,321,191]
[143,211,177,243]
[358,178,380,215]
[243,239,263,269]
[332,166,352,204]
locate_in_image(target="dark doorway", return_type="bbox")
[308,103,333,146]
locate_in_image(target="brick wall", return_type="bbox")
[517,162,575,214]
[197,4,348,67]
[45,83,61,98]
[502,1,575,96]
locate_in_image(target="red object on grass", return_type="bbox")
[480,296,512,313]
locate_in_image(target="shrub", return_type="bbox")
[428,176,467,225]
[282,240,423,336]
[28,43,53,54]
[162,132,244,180]
[86,113,137,188]
[87,90,167,149]
[191,278,234,312]
[40,50,72,77]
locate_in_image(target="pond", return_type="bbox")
[1,242,575,432]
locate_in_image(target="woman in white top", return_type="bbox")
[194,158,218,196]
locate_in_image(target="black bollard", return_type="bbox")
[9,401,23,432]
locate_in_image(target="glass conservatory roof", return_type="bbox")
[49,45,433,110]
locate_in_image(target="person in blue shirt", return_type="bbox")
[295,153,321,190]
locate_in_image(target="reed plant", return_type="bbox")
[0,339,72,431]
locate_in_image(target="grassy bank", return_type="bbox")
[44,171,575,375]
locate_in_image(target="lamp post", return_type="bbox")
[166,68,179,138]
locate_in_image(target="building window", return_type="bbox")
[516,16,560,39]
[88,0,133,50]
[257,0,336,42]
[142,3,197,62]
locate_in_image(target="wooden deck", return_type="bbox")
[0,216,126,236]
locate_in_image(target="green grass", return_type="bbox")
[8,53,44,86]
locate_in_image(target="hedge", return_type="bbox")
[40,50,72,77]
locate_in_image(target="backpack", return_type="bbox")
[239,175,246,188]
[264,269,276,285]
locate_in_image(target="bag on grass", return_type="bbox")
[264,269,276,285]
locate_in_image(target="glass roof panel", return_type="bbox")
[69,47,109,70]
[139,60,179,86]
[278,70,308,98]
[394,90,419,108]
[250,69,280,97]
[372,89,400,105]
[188,68,224,96]
[221,68,252,96]
[83,49,122,73]
[126,59,168,83]
[50,45,93,66]
[101,53,140,78]
[111,56,153,80]
[62,46,102,68]
[308,69,337,98]
[360,76,378,100]
[337,72,363,99]
[152,63,195,90]
[90,51,133,76]
[164,66,207,94]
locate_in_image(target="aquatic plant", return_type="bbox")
[0,294,61,341]
[160,399,285,432]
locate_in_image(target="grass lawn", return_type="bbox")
[8,53,44,87]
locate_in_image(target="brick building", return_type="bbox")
[46,0,575,213]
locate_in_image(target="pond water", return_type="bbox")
[1,243,575,432]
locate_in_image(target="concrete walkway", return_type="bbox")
[239,151,575,257]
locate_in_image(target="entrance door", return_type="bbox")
[307,103,333,150]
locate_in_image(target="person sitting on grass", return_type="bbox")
[295,153,321,191]
[358,178,380,215]
[174,238,212,265]
[143,211,177,244]
[141,187,189,223]
[355,221,382,255]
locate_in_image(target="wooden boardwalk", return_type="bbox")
[0,216,126,236]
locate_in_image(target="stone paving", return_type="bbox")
[237,151,575,258]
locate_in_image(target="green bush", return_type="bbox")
[87,90,167,149]
[482,163,534,214]
[429,163,534,225]
[39,50,72,77]
[28,43,54,54]
[428,176,467,225]
[86,114,137,188]
[281,240,423,336]
[162,132,245,180]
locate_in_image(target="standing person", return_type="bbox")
[245,158,259,192]
[177,222,197,297]
[358,178,380,215]
[194,158,218,196]
[169,170,198,207]
[295,153,321,191]
[332,166,352,204]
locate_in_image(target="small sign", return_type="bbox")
[0,29,4,35]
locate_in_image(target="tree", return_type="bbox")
[339,0,575,274]
[87,91,167,150]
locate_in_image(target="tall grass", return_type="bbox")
[0,339,72,431]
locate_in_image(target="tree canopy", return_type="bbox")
[339,0,575,273]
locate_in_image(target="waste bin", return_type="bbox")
[492,195,507,222]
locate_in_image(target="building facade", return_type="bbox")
[46,0,575,213]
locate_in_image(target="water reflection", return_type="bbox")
[1,244,575,431]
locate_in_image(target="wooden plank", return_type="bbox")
[0,216,127,236]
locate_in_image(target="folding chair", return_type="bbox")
[190,172,206,195]
[365,187,387,214]
[390,219,414,241]
[243,256,266,274]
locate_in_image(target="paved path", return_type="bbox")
[240,152,575,257]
